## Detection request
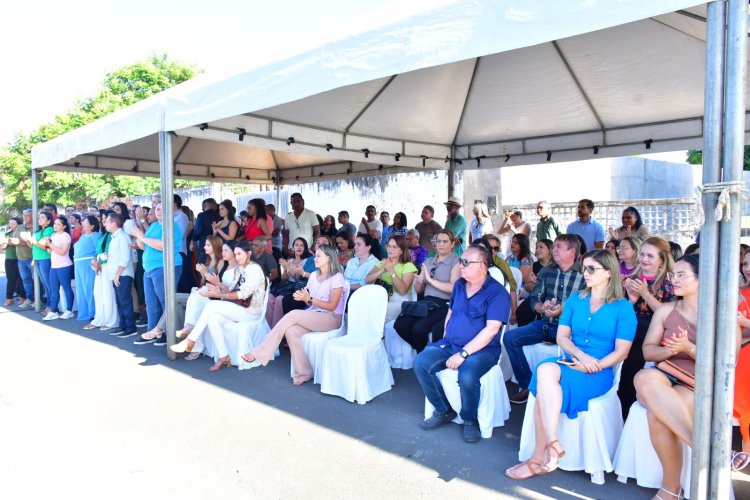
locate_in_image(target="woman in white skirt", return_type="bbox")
[87,212,119,331]
[170,240,266,371]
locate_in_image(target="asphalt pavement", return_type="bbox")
[0,257,747,499]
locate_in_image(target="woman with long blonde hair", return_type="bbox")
[469,201,494,244]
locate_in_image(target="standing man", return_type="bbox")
[415,205,442,254]
[378,210,390,246]
[444,197,467,256]
[337,211,357,238]
[266,204,285,261]
[413,244,510,443]
[566,198,605,250]
[504,234,586,404]
[192,198,221,264]
[358,205,383,242]
[535,200,562,242]
[283,193,320,257]
[105,213,137,338]
[173,195,190,291]
[15,209,35,307]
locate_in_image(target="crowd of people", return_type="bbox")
[3,193,749,497]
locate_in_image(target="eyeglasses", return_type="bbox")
[459,258,484,267]
[582,265,605,274]
[667,272,696,281]
[490,246,500,251]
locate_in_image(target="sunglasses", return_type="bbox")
[582,265,605,274]
[429,265,437,278]
[490,246,500,251]
[459,258,484,267]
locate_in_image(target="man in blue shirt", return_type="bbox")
[413,244,511,443]
[566,199,605,251]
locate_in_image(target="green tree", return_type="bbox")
[686,147,750,169]
[0,54,202,217]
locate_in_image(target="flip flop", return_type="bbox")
[732,451,750,471]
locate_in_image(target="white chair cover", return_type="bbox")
[423,361,511,439]
[382,288,419,370]
[290,281,350,383]
[319,285,394,404]
[507,342,561,385]
[614,401,693,498]
[518,362,625,485]
[499,324,516,382]
[198,279,272,370]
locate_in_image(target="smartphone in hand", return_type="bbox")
[556,355,576,366]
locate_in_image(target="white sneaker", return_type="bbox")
[18,299,33,308]
[60,310,74,320]
[42,312,59,321]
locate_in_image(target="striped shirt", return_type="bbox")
[528,261,586,325]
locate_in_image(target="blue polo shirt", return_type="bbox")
[142,221,183,272]
[566,218,605,251]
[431,275,510,356]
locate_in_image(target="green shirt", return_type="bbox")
[4,230,16,260]
[444,214,467,256]
[32,226,54,261]
[536,216,562,242]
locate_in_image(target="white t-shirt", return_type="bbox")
[174,210,189,254]
[285,208,318,248]
[358,218,383,236]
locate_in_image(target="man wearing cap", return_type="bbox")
[444,196,467,256]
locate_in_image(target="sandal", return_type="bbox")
[240,353,256,364]
[732,451,750,471]
[505,460,543,480]
[208,356,231,372]
[140,328,163,341]
[83,323,98,330]
[175,325,193,339]
[655,486,683,500]
[184,352,200,361]
[542,439,566,473]
[170,338,194,353]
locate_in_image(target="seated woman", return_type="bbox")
[506,249,636,479]
[617,236,641,278]
[267,237,313,328]
[608,206,650,241]
[506,233,533,288]
[171,241,266,371]
[605,239,619,255]
[365,234,417,322]
[335,232,355,268]
[406,229,428,269]
[632,254,731,499]
[394,229,459,352]
[240,244,347,385]
[343,234,379,292]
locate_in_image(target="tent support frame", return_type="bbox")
[31,169,40,312]
[159,130,177,361]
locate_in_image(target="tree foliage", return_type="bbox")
[0,54,201,216]
[686,147,750,170]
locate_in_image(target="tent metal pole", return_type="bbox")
[159,131,177,361]
[448,145,456,198]
[691,1,725,497]
[710,0,746,497]
[275,166,281,210]
[31,168,40,312]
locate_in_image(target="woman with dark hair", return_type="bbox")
[111,202,131,220]
[87,210,119,331]
[320,215,338,239]
[26,211,55,314]
[507,250,635,480]
[605,239,619,255]
[243,198,272,251]
[69,213,83,245]
[2,217,25,306]
[608,206,650,241]
[43,215,75,321]
[267,237,313,327]
[366,234,418,322]
[335,232,355,268]
[343,233,379,292]
[617,236,641,278]
[507,233,533,286]
[73,215,101,322]
[213,199,239,243]
[668,241,683,262]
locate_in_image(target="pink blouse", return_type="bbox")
[50,232,73,268]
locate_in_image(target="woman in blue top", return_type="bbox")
[506,249,636,480]
[73,216,100,322]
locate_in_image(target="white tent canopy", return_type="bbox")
[32,0,729,183]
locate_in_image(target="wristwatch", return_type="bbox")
[460,349,469,359]
[307,297,313,306]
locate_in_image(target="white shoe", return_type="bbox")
[42,312,59,321]
[60,310,74,319]
[18,299,33,308]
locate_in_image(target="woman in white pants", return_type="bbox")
[174,241,242,360]
[89,216,119,331]
[170,241,266,371]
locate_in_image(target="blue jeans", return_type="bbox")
[48,265,74,312]
[413,345,499,425]
[35,259,52,304]
[18,258,34,300]
[504,319,559,390]
[113,275,136,332]
[144,266,181,330]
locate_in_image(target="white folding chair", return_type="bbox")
[291,281,350,383]
[518,362,625,485]
[613,401,693,498]
[319,285,394,404]
[383,288,418,370]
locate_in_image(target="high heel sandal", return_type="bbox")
[184,352,200,361]
[655,486,684,500]
[240,353,255,364]
[175,325,193,339]
[541,439,566,473]
[208,356,231,372]
[170,338,195,354]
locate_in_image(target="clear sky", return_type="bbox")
[0,0,412,146]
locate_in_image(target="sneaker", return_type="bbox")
[108,328,125,336]
[133,337,157,345]
[59,310,75,320]
[42,312,59,321]
[117,330,138,339]
[135,321,148,328]
[154,339,167,347]
[462,423,481,443]
[509,389,530,405]
[420,410,457,431]
[18,299,33,308]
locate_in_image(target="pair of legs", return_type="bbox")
[48,265,74,314]
[74,258,96,320]
[634,368,693,499]
[113,276,136,333]
[142,265,181,333]
[503,319,558,390]
[92,268,118,328]
[35,258,52,307]
[506,362,566,479]
[393,298,448,352]
[17,258,34,302]
[413,345,499,425]
[5,258,25,302]
[265,294,285,328]
[243,309,341,385]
